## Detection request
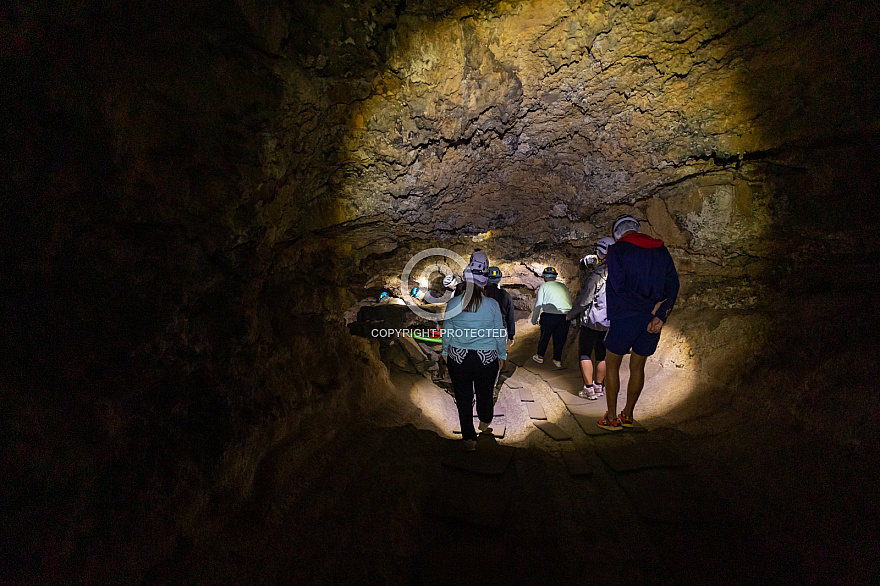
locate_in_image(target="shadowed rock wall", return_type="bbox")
[2,0,879,580]
[1,1,397,578]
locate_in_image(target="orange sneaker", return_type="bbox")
[597,414,623,431]
[618,413,634,428]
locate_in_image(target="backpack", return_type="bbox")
[582,266,609,331]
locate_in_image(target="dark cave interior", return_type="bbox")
[2,0,880,582]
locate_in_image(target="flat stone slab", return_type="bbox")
[596,443,688,473]
[517,387,535,402]
[525,402,547,420]
[488,423,506,438]
[503,376,524,389]
[453,423,506,439]
[614,468,722,523]
[560,450,594,477]
[425,469,513,528]
[533,421,572,441]
[523,361,567,376]
[572,412,618,436]
[555,390,592,406]
[441,436,515,476]
[565,402,606,417]
[568,410,649,435]
[543,373,583,392]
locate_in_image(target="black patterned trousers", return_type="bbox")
[446,347,499,441]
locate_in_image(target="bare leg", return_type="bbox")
[622,352,648,418]
[604,351,623,419]
[596,360,606,385]
[580,358,593,386]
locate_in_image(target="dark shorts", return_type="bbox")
[578,327,607,362]
[605,314,661,357]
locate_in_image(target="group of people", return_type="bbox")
[528,238,614,400]
[529,214,680,432]
[435,214,680,450]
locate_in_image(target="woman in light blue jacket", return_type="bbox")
[442,251,508,451]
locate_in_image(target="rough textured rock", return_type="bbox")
[275,0,879,243]
[2,0,879,581]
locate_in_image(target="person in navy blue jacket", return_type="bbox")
[598,214,680,431]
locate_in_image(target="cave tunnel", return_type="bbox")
[2,0,880,582]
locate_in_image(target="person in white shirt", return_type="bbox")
[568,237,615,399]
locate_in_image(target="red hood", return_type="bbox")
[618,232,664,249]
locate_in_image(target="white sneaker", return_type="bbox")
[532,355,544,364]
[464,439,477,451]
[593,383,604,397]
[478,420,491,433]
[578,385,598,400]
[553,360,563,368]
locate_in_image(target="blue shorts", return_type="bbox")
[604,314,661,357]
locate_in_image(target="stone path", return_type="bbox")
[383,323,756,582]
[183,353,813,586]
[173,321,872,584]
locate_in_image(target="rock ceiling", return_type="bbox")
[263,0,866,259]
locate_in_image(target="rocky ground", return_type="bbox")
[161,320,878,584]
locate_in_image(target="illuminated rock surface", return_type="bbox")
[2,0,879,582]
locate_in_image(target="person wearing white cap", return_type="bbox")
[443,273,465,298]
[568,237,615,400]
[598,215,680,431]
[441,251,508,451]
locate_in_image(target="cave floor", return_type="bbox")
[401,319,698,448]
[176,322,878,584]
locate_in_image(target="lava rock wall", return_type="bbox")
[2,0,879,580]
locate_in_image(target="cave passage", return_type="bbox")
[2,0,879,583]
